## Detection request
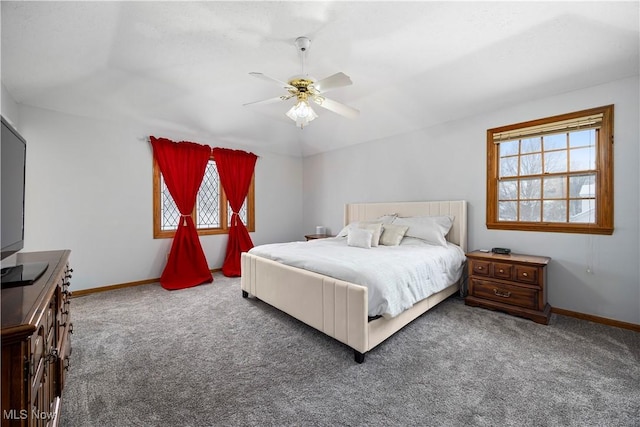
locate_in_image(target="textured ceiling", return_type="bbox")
[2,1,638,157]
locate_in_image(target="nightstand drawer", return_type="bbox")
[470,279,538,310]
[493,262,514,280]
[470,260,491,276]
[515,265,538,284]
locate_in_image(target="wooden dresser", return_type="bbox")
[1,250,73,426]
[465,250,551,324]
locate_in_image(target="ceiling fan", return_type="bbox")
[244,36,359,128]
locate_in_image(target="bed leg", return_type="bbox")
[242,290,248,298]
[354,350,365,364]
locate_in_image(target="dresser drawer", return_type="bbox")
[470,279,538,310]
[46,298,56,336]
[30,326,46,398]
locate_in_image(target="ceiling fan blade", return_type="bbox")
[243,94,294,107]
[311,96,359,119]
[311,72,353,93]
[248,72,295,90]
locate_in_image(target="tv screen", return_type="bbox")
[1,116,26,260]
[1,116,48,287]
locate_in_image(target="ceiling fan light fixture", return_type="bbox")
[246,36,358,128]
[286,98,317,129]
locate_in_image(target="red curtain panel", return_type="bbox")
[150,136,213,289]
[212,147,258,277]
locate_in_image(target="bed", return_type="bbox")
[241,200,467,363]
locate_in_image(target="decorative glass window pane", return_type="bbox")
[519,178,541,200]
[160,175,179,231]
[196,162,221,228]
[544,150,567,173]
[519,201,541,221]
[543,176,567,199]
[498,201,517,221]
[228,199,248,225]
[543,200,567,222]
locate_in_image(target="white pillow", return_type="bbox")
[392,215,454,247]
[347,228,373,248]
[358,222,382,247]
[376,214,397,224]
[337,220,384,239]
[337,222,358,237]
[379,224,409,246]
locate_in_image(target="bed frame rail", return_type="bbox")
[241,253,370,355]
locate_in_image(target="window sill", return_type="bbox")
[486,222,613,235]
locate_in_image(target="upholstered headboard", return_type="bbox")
[344,200,468,252]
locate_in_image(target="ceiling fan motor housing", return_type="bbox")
[288,78,314,91]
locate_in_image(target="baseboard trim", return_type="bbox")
[72,268,222,298]
[552,307,640,332]
[71,276,640,332]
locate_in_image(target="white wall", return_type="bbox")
[1,84,20,129]
[302,76,640,325]
[15,106,303,291]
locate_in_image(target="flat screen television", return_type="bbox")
[1,116,48,287]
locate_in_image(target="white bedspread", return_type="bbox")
[248,237,466,318]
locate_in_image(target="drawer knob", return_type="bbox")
[522,272,528,277]
[499,269,504,273]
[493,288,511,298]
[46,348,59,364]
[477,266,483,270]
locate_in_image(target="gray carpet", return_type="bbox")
[60,272,639,426]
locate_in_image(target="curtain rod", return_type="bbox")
[143,136,259,157]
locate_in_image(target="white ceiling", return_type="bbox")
[2,1,638,157]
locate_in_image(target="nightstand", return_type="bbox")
[465,250,551,324]
[304,234,333,241]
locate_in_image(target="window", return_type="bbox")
[486,105,613,235]
[153,157,255,238]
